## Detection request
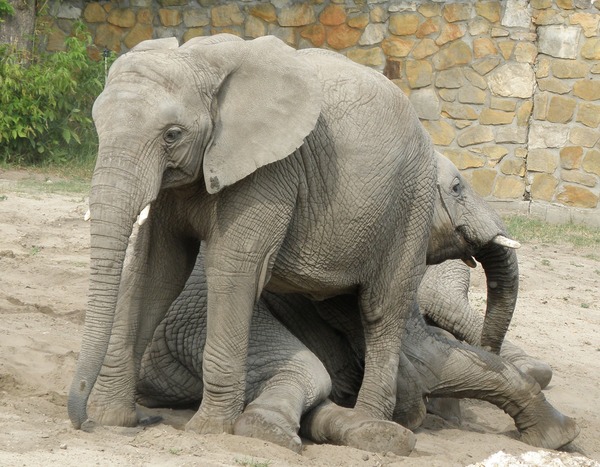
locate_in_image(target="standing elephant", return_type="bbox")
[68,34,517,434]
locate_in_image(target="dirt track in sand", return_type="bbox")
[0,169,599,466]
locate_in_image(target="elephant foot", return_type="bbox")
[392,397,427,431]
[234,406,302,453]
[185,410,235,435]
[301,401,416,456]
[516,394,580,449]
[90,404,138,427]
[426,397,461,425]
[342,419,416,456]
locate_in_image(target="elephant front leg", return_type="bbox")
[185,269,259,435]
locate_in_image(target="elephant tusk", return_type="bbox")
[84,209,91,222]
[137,204,151,226]
[492,235,521,249]
[462,256,477,268]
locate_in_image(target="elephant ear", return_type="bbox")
[190,35,322,194]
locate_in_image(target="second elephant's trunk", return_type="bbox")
[476,243,519,354]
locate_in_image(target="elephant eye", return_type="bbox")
[164,126,183,144]
[451,178,462,196]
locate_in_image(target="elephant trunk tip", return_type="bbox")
[67,379,91,430]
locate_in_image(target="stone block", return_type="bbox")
[414,18,438,39]
[250,4,277,23]
[268,25,295,46]
[529,122,569,149]
[359,23,386,45]
[300,24,325,47]
[533,92,549,120]
[533,10,562,26]
[496,126,527,143]
[422,120,455,146]
[481,145,509,165]
[435,69,464,89]
[557,185,599,208]
[583,149,600,176]
[46,27,67,52]
[458,85,487,104]
[536,57,550,78]
[409,88,441,120]
[435,23,466,46]
[488,63,535,98]
[159,9,181,27]
[472,57,501,75]
[108,8,136,28]
[538,26,581,59]
[490,98,516,111]
[184,9,209,27]
[557,0,575,8]
[442,103,478,120]
[560,146,584,169]
[212,4,244,27]
[577,103,600,128]
[432,41,472,70]
[551,59,589,78]
[528,149,558,172]
[137,9,153,25]
[537,78,570,94]
[319,5,346,26]
[581,39,600,60]
[562,170,597,187]
[183,28,206,43]
[159,0,187,5]
[470,168,497,197]
[418,3,442,18]
[473,38,497,58]
[58,3,81,20]
[443,149,485,169]
[469,18,490,36]
[501,0,531,28]
[475,2,501,23]
[498,41,515,60]
[573,80,600,101]
[500,157,526,176]
[570,13,600,38]
[94,23,123,52]
[443,3,473,22]
[530,173,558,201]
[124,23,153,49]
[327,24,361,50]
[479,109,515,125]
[406,60,433,89]
[547,95,577,123]
[493,176,525,199]
[412,38,439,59]
[457,126,494,147]
[517,101,533,126]
[369,6,388,23]
[491,27,509,37]
[84,3,106,23]
[245,16,266,38]
[389,13,420,36]
[531,0,552,7]
[348,14,369,29]
[382,37,414,57]
[515,42,537,63]
[346,47,385,67]
[570,127,600,147]
[464,69,487,90]
[279,3,315,27]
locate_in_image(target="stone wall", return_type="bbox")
[42,0,600,224]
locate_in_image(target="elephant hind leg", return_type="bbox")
[300,399,416,456]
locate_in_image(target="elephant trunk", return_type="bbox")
[68,152,159,429]
[475,243,519,354]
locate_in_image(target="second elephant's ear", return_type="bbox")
[195,36,322,194]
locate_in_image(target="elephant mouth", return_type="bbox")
[456,225,520,268]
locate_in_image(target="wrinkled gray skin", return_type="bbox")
[135,251,579,454]
[419,260,553,390]
[69,34,520,435]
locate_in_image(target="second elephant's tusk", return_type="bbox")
[462,256,477,268]
[137,204,151,226]
[84,209,91,222]
[492,235,521,249]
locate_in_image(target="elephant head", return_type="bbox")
[427,153,520,354]
[68,35,321,428]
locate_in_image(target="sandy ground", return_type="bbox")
[0,169,599,467]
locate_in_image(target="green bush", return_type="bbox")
[0,23,112,166]
[0,0,15,22]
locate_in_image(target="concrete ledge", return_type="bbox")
[487,199,600,228]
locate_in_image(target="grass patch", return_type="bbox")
[503,215,600,248]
